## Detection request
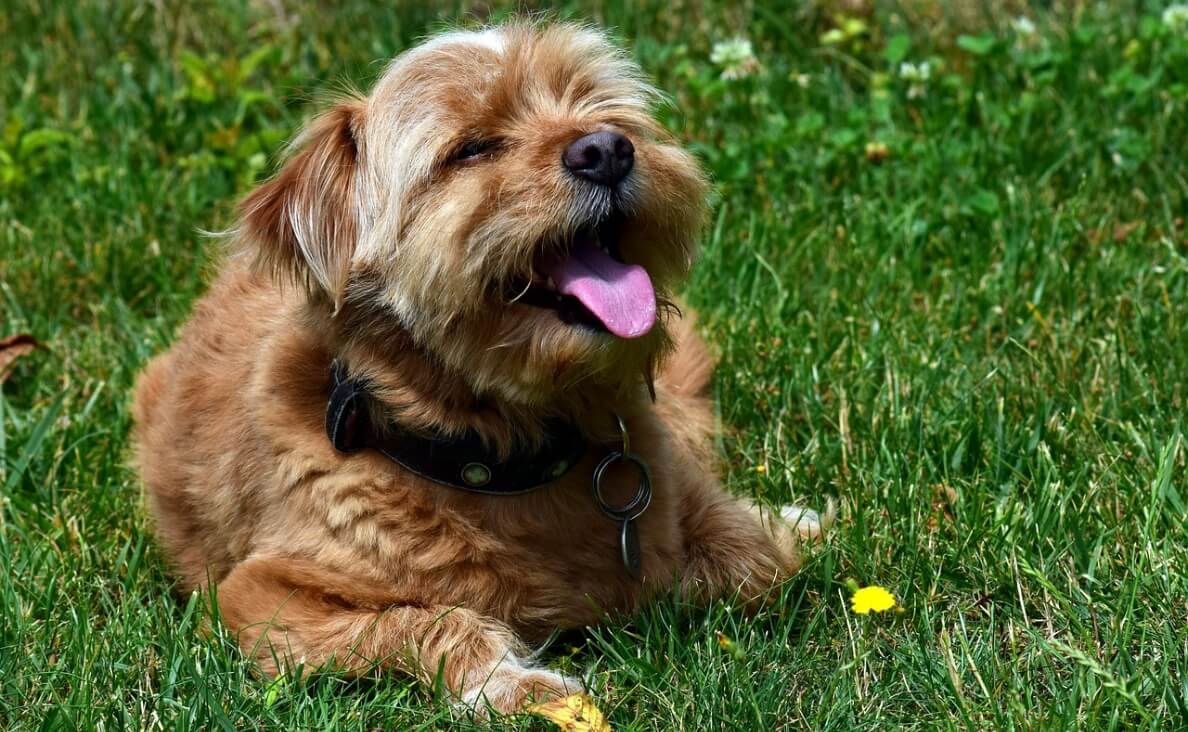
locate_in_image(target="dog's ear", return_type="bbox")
[239,100,365,311]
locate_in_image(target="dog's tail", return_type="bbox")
[658,305,716,400]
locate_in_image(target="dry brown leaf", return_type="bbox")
[1113,221,1141,242]
[0,334,42,383]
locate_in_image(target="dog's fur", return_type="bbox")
[133,22,823,714]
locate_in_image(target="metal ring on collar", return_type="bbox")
[615,413,631,455]
[592,450,652,522]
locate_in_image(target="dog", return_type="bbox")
[132,21,827,714]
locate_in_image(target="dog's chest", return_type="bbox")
[486,506,682,629]
[367,452,686,627]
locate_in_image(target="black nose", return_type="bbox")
[562,131,634,187]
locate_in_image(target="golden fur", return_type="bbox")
[133,22,826,715]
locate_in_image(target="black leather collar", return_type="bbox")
[325,360,588,495]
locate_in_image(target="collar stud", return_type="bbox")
[461,462,492,487]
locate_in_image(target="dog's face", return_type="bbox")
[241,24,707,405]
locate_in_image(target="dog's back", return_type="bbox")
[132,265,288,588]
[659,305,715,399]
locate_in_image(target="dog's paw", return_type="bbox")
[461,658,582,717]
[779,498,835,542]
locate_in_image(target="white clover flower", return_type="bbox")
[1012,16,1037,35]
[899,61,931,98]
[710,37,760,80]
[1164,4,1188,32]
[898,61,931,82]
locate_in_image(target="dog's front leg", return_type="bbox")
[214,556,579,713]
[678,485,827,604]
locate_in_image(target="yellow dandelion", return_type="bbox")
[715,630,744,659]
[864,141,890,164]
[850,585,897,614]
[527,693,611,732]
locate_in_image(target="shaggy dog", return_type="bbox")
[133,22,826,714]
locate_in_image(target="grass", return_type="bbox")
[2,0,1187,729]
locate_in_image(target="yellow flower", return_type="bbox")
[850,585,897,614]
[716,630,744,659]
[528,693,611,732]
[864,141,890,164]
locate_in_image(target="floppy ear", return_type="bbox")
[239,100,365,310]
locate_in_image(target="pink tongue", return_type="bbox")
[543,241,656,338]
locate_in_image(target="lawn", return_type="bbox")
[2,1,1187,729]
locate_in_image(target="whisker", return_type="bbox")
[506,278,534,304]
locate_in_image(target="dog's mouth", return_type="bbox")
[513,217,656,339]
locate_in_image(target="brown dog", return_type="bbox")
[133,22,826,714]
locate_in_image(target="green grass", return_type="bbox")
[2,1,1187,729]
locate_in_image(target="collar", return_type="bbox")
[325,360,588,495]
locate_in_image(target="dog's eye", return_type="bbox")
[454,139,500,163]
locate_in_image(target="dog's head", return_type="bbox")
[239,23,708,406]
